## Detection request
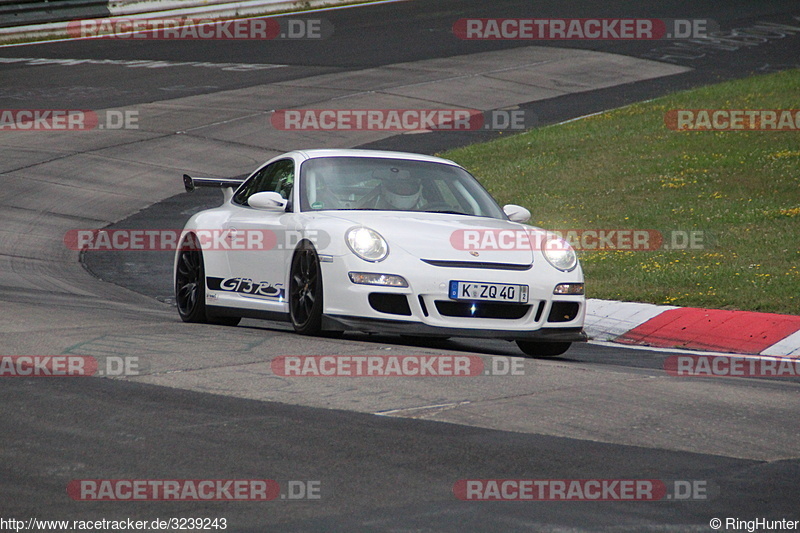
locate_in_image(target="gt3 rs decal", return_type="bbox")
[207,277,285,300]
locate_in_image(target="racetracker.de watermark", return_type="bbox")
[453,18,717,40]
[64,229,331,252]
[450,229,709,251]
[272,355,525,377]
[66,17,332,40]
[270,109,536,131]
[0,356,143,377]
[453,479,711,501]
[0,110,138,131]
[665,355,800,377]
[665,109,800,131]
[67,479,320,501]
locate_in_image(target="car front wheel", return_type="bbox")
[289,241,324,335]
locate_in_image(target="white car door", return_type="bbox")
[215,158,296,312]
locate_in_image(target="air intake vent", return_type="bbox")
[548,302,580,322]
[435,301,529,319]
[368,293,412,316]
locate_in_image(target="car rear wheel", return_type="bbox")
[516,340,571,358]
[289,241,324,335]
[175,239,240,326]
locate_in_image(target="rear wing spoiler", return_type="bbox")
[182,174,246,193]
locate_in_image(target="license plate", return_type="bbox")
[449,281,528,303]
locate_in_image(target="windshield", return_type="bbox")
[299,156,506,219]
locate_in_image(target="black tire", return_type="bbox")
[175,243,206,323]
[175,238,240,326]
[516,340,571,358]
[289,241,324,335]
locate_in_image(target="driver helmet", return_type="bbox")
[382,169,421,209]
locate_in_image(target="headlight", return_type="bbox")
[554,283,584,295]
[543,235,577,272]
[346,227,388,262]
[348,272,408,287]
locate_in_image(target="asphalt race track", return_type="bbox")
[1,1,800,530]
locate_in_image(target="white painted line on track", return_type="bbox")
[375,401,472,417]
[0,56,287,71]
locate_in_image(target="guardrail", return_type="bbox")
[0,0,111,28]
[0,0,375,32]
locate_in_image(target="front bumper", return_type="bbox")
[321,253,586,339]
[322,314,587,342]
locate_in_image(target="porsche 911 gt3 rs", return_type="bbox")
[175,149,586,356]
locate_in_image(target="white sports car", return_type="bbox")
[175,149,586,356]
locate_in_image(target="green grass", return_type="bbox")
[443,69,800,314]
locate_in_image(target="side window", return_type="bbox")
[233,159,294,206]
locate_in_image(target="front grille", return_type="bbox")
[368,293,412,316]
[421,259,531,271]
[548,302,580,322]
[435,300,530,319]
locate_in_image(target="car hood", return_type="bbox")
[320,211,537,264]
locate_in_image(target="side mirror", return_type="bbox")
[249,191,287,211]
[503,204,531,223]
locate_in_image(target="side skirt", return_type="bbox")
[206,305,290,323]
